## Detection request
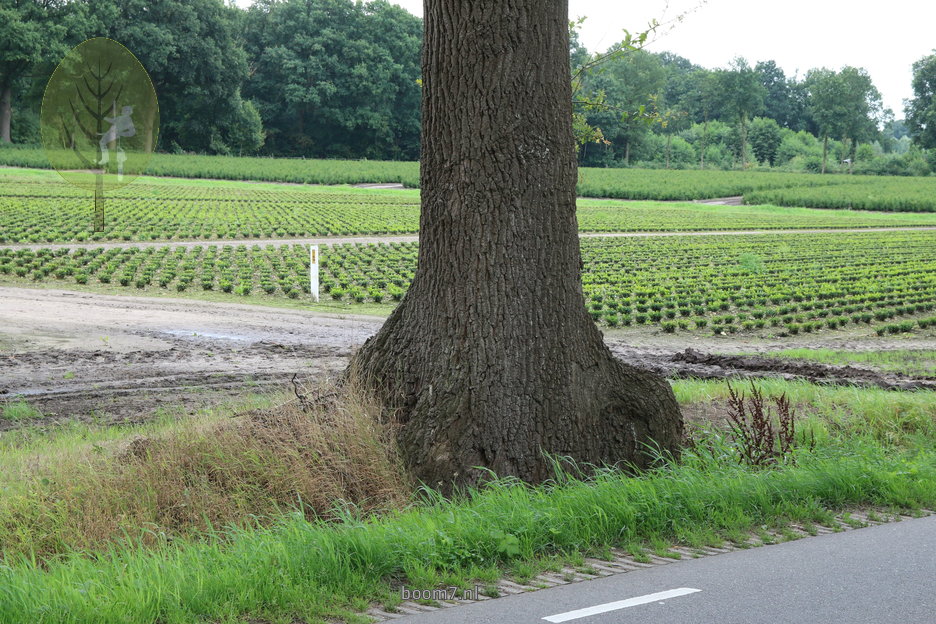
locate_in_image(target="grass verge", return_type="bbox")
[0,378,933,623]
[1,438,933,623]
[753,348,936,378]
[0,401,42,421]
[673,378,936,447]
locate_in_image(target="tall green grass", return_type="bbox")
[0,400,42,421]
[0,438,933,624]
[672,378,936,447]
[0,388,408,561]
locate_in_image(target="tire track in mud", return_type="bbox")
[1,287,932,430]
[610,346,936,391]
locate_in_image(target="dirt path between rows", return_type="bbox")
[1,287,933,430]
[3,226,935,252]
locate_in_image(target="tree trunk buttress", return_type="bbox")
[347,0,683,492]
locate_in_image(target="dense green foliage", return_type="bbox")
[906,51,936,149]
[1,0,421,160]
[574,48,914,174]
[242,0,421,159]
[804,67,884,173]
[0,0,78,143]
[85,0,263,155]
[4,231,935,336]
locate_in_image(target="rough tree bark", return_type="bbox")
[348,0,683,491]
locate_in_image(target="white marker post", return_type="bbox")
[310,245,320,302]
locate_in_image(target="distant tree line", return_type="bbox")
[573,41,936,176]
[0,0,421,159]
[1,0,935,174]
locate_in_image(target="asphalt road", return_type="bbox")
[392,515,936,624]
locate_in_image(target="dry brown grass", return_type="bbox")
[0,381,411,560]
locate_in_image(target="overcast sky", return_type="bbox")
[232,0,935,116]
[381,0,934,117]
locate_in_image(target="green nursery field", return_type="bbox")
[2,154,936,624]
[576,167,862,200]
[582,168,936,212]
[2,170,936,243]
[3,148,935,210]
[0,147,422,187]
[745,177,936,212]
[4,230,935,336]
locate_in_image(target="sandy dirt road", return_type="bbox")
[0,287,380,427]
[1,286,933,429]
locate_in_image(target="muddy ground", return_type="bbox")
[1,286,933,430]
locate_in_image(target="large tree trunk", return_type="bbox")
[821,135,828,174]
[347,0,683,492]
[0,83,12,144]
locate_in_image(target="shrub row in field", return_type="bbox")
[3,231,935,336]
[0,147,422,187]
[575,168,864,200]
[4,149,932,208]
[877,317,936,335]
[3,173,936,244]
[744,178,936,212]
[0,179,421,243]
[580,232,936,334]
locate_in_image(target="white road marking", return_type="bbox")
[542,587,702,622]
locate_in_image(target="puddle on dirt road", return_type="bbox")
[161,329,251,342]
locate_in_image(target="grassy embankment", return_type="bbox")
[0,376,933,623]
